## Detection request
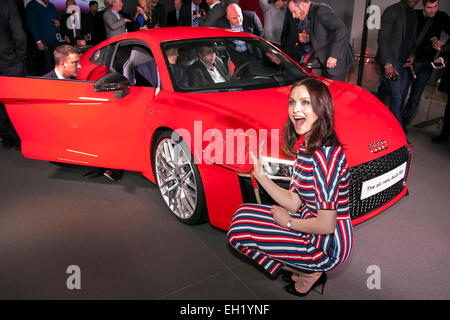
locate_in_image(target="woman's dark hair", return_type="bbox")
[282,78,341,156]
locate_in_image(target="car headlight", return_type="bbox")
[261,156,294,181]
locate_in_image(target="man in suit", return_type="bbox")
[103,0,131,39]
[282,0,353,81]
[188,44,230,87]
[86,1,106,45]
[0,0,27,149]
[178,0,209,27]
[215,3,264,38]
[167,0,183,26]
[43,44,81,79]
[375,0,420,128]
[199,0,225,27]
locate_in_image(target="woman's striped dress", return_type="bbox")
[227,145,353,276]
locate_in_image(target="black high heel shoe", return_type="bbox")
[284,272,327,297]
[280,270,295,283]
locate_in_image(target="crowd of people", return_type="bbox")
[0,0,355,78]
[375,0,450,143]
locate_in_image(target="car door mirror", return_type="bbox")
[94,72,130,98]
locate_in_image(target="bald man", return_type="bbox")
[215,3,264,38]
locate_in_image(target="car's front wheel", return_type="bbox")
[153,130,208,225]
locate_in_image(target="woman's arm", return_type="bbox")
[250,151,302,214]
[272,205,337,235]
[272,146,346,235]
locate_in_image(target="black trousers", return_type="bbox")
[440,95,450,137]
[0,61,24,141]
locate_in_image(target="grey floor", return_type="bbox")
[0,128,449,300]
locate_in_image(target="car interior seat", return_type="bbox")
[122,47,155,85]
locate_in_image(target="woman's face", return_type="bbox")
[288,85,318,141]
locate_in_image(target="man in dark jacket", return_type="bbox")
[188,44,230,87]
[167,0,183,26]
[43,44,81,79]
[199,0,225,27]
[25,0,61,75]
[0,0,27,149]
[402,0,450,129]
[178,0,209,27]
[375,0,420,129]
[215,3,264,38]
[281,0,353,81]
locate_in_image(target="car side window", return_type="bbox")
[112,44,158,88]
[89,44,114,66]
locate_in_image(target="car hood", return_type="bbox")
[175,80,406,169]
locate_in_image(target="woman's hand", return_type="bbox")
[271,205,292,228]
[249,149,265,180]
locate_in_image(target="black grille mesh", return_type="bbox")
[348,146,411,219]
[238,146,412,221]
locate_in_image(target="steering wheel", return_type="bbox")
[231,61,257,80]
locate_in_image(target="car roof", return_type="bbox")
[105,27,258,45]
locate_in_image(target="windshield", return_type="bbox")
[161,37,308,92]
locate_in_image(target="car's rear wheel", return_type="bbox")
[153,130,208,225]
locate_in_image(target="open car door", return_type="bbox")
[0,74,153,171]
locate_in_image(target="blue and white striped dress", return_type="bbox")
[227,145,353,276]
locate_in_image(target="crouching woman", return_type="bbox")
[227,78,353,297]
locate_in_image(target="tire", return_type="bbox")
[152,130,208,225]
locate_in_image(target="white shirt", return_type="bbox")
[209,1,221,9]
[54,68,66,79]
[200,59,226,83]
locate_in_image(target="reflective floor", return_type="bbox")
[0,127,449,300]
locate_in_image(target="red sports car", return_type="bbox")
[0,27,411,230]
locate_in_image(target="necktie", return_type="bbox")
[193,16,199,27]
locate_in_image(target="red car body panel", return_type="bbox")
[0,27,411,230]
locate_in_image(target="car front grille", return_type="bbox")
[348,145,411,219]
[238,145,412,221]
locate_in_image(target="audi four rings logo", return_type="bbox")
[368,140,389,153]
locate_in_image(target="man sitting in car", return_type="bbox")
[188,44,230,87]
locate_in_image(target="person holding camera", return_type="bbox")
[375,0,420,130]
[402,0,450,130]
